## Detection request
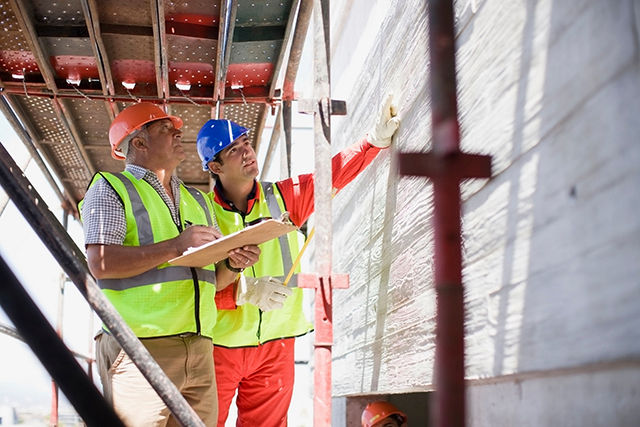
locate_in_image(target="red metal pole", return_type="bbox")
[432,174,465,427]
[429,0,465,424]
[398,1,491,426]
[314,278,333,425]
[50,265,66,427]
[49,380,59,427]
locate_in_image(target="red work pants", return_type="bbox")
[214,338,295,427]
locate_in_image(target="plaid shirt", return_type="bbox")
[82,164,182,246]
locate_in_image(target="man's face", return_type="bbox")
[372,418,402,427]
[209,134,259,181]
[144,118,184,166]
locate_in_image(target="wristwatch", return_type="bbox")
[225,257,244,273]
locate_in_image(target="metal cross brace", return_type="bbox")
[297,273,349,346]
[397,151,491,180]
[298,97,347,134]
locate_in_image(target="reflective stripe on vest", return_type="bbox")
[262,182,297,287]
[99,265,216,291]
[185,186,215,228]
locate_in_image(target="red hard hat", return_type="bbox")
[361,401,407,427]
[108,103,182,160]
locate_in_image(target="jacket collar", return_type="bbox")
[213,179,260,214]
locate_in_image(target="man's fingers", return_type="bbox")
[228,245,261,267]
[381,93,395,118]
[387,116,400,132]
[242,245,261,256]
[211,228,223,239]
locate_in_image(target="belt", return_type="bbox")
[101,328,199,339]
[178,332,198,338]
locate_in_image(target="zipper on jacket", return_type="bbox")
[256,309,263,342]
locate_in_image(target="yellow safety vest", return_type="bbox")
[211,181,313,346]
[83,171,218,338]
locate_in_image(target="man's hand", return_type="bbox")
[228,245,261,270]
[174,225,222,255]
[367,93,401,148]
[236,276,292,311]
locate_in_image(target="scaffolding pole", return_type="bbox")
[398,0,492,426]
[0,255,124,427]
[309,1,335,425]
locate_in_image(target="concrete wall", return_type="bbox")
[320,0,640,425]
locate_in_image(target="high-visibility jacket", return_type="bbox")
[84,171,218,338]
[211,181,313,347]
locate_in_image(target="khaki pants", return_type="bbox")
[96,332,217,427]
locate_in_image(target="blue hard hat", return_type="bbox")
[196,119,249,171]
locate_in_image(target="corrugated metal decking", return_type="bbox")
[0,0,300,203]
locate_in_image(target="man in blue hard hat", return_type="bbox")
[196,95,400,426]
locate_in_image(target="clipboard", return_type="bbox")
[168,218,297,267]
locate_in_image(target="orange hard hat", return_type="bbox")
[108,103,183,160]
[361,401,407,427]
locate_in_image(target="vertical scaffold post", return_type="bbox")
[398,0,492,426]
[311,0,333,424]
[288,1,349,423]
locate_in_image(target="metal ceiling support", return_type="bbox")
[283,0,313,101]
[9,0,58,90]
[151,0,170,101]
[0,86,274,105]
[9,0,96,177]
[81,0,119,120]
[268,0,300,100]
[252,105,269,155]
[397,1,492,426]
[0,144,206,427]
[259,104,283,180]
[0,94,67,204]
[0,255,125,427]
[283,100,293,176]
[214,0,238,104]
[53,98,96,176]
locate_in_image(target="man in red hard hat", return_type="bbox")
[361,401,408,427]
[81,102,260,426]
[196,95,401,426]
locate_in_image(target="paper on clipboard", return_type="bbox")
[168,217,297,267]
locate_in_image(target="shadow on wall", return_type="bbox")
[516,0,640,374]
[472,0,640,423]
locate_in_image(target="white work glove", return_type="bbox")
[367,93,401,148]
[236,275,292,312]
